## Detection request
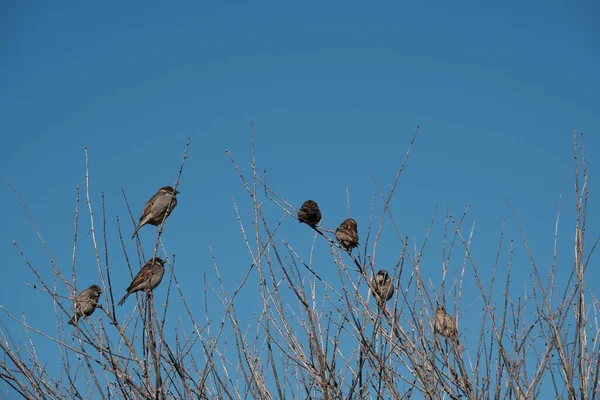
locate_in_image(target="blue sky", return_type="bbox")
[1,1,599,396]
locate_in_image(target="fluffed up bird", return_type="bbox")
[371,269,394,304]
[118,257,166,306]
[335,218,359,250]
[68,284,102,326]
[297,200,322,228]
[434,305,464,351]
[131,186,179,239]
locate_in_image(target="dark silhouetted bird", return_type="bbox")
[371,269,394,304]
[68,284,102,326]
[297,200,322,227]
[118,258,166,306]
[434,305,464,351]
[335,218,359,250]
[131,186,179,239]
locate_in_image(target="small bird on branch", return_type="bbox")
[68,284,102,326]
[335,218,359,251]
[371,269,394,305]
[118,257,166,306]
[132,186,179,239]
[297,200,322,228]
[434,304,465,351]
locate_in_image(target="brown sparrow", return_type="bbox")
[297,200,322,227]
[335,218,359,250]
[371,269,394,304]
[434,305,464,351]
[118,257,166,306]
[131,186,179,239]
[68,284,102,326]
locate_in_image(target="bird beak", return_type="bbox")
[175,190,180,194]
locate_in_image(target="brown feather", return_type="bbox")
[297,200,322,227]
[68,284,102,326]
[132,186,179,239]
[335,218,359,250]
[371,269,394,305]
[434,305,464,351]
[118,258,166,306]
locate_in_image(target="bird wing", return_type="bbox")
[139,194,158,222]
[127,264,152,292]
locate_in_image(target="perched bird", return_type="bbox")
[297,200,322,227]
[371,269,394,304]
[68,284,102,326]
[118,257,166,306]
[335,218,359,250]
[131,186,180,239]
[434,305,464,351]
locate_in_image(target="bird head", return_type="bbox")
[89,284,103,294]
[344,218,357,229]
[152,257,167,265]
[159,186,180,195]
[376,269,390,282]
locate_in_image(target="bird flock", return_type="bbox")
[68,191,463,350]
[298,199,463,350]
[69,186,178,325]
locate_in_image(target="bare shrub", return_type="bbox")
[1,128,598,399]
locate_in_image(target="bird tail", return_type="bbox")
[68,317,77,326]
[131,225,141,239]
[118,293,129,306]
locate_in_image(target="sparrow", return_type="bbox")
[335,218,359,250]
[68,284,102,326]
[118,257,166,306]
[131,186,179,239]
[371,269,394,304]
[297,200,322,227]
[434,305,464,351]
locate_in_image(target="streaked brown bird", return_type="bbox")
[371,269,394,304]
[335,218,359,250]
[297,200,322,227]
[68,284,102,326]
[434,305,464,351]
[118,257,166,306]
[131,186,179,239]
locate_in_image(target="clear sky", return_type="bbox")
[1,1,599,397]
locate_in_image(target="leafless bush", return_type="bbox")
[1,128,598,399]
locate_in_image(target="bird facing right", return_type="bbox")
[434,305,464,351]
[297,200,322,228]
[335,218,359,250]
[118,257,166,306]
[371,269,394,304]
[131,186,180,239]
[68,284,103,326]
